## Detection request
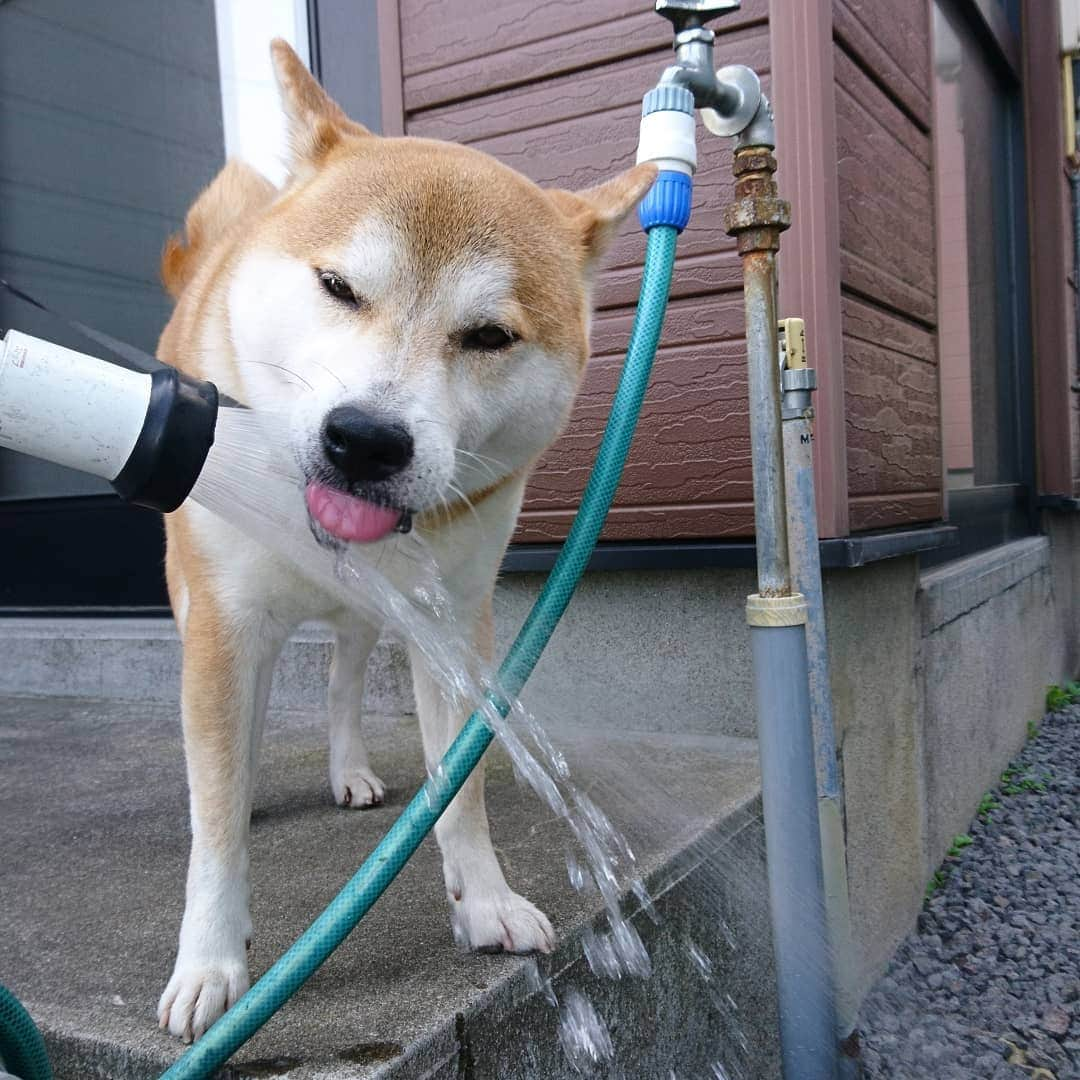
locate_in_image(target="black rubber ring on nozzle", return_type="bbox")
[112,368,219,513]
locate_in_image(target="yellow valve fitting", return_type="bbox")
[745,592,808,627]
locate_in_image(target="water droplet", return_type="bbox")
[582,926,621,980]
[611,917,651,978]
[631,878,659,923]
[686,938,713,980]
[557,990,613,1071]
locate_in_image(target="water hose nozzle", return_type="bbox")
[0,329,219,512]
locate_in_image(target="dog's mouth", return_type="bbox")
[304,481,413,544]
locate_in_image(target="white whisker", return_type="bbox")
[446,479,487,536]
[306,356,347,391]
[234,359,314,392]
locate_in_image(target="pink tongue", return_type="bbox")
[305,482,401,543]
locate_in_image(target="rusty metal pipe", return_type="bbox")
[726,146,791,596]
[743,250,789,594]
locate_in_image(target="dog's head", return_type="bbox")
[213,42,655,544]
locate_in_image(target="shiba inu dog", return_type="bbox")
[155,40,655,1042]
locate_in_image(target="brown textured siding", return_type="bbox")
[390,0,947,540]
[832,0,944,530]
[398,0,769,542]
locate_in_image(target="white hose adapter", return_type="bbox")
[0,329,220,511]
[636,83,697,176]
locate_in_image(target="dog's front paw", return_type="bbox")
[331,763,386,808]
[450,888,555,954]
[157,957,249,1043]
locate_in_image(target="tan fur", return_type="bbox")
[161,161,276,301]
[157,48,654,395]
[158,54,654,621]
[270,38,370,169]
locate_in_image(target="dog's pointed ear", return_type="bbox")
[270,38,371,176]
[548,163,659,265]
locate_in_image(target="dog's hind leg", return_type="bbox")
[327,618,385,807]
[158,601,285,1043]
[409,596,554,956]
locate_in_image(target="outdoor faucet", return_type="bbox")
[653,0,774,147]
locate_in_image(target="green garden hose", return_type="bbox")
[0,224,678,1080]
[0,984,52,1080]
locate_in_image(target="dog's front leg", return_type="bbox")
[158,603,283,1042]
[409,596,554,955]
[327,620,385,807]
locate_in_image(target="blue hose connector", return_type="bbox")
[638,170,693,233]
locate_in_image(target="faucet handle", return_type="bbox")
[655,0,741,34]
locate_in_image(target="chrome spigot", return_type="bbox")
[653,0,769,144]
[655,0,741,33]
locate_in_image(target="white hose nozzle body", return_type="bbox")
[0,329,152,482]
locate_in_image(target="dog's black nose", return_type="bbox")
[322,406,413,483]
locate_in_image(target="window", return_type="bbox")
[215,0,311,186]
[0,2,313,610]
[926,0,1035,563]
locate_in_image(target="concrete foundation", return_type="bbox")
[918,536,1061,870]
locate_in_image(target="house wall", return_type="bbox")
[385,0,950,541]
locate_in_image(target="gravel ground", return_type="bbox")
[858,704,1080,1079]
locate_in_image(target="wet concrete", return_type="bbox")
[0,695,774,1079]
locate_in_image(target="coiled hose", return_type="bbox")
[0,224,678,1080]
[0,984,51,1080]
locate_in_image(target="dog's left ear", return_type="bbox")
[270,38,371,178]
[548,163,659,265]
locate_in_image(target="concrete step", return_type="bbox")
[0,617,411,717]
[0,566,761,741]
[0,694,777,1080]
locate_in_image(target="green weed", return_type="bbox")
[925,868,948,899]
[1046,681,1080,712]
[947,834,973,857]
[1000,765,1046,796]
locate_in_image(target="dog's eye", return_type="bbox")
[317,269,360,308]
[462,324,518,351]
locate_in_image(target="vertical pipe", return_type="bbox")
[752,622,840,1080]
[727,144,840,1079]
[782,400,859,1046]
[1071,171,1080,383]
[743,250,791,595]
